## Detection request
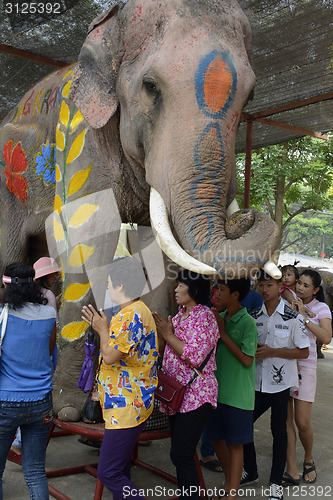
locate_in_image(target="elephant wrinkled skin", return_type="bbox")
[0,0,279,420]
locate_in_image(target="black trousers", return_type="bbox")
[243,389,290,485]
[169,403,213,500]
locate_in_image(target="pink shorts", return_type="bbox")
[290,364,317,403]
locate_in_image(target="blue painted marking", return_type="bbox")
[193,121,224,174]
[189,212,214,253]
[190,174,221,208]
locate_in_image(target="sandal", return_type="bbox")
[303,461,317,484]
[200,459,223,473]
[282,471,300,486]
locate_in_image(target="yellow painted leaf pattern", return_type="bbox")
[64,283,91,302]
[67,165,92,197]
[61,321,87,341]
[66,129,87,165]
[53,216,65,241]
[69,204,99,227]
[56,124,65,151]
[62,81,71,98]
[60,100,70,127]
[70,110,84,134]
[54,195,63,214]
[68,244,95,267]
[55,164,62,183]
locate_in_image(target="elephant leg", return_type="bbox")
[52,336,90,421]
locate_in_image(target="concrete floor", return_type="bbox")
[3,345,333,499]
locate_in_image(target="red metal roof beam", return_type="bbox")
[255,117,330,141]
[0,43,68,69]
[241,92,333,121]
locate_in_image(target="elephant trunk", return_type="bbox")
[150,188,281,278]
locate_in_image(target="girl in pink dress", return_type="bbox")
[284,269,332,485]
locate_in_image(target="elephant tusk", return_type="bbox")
[149,188,216,275]
[226,198,239,217]
[263,259,282,279]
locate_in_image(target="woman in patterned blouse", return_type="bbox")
[153,269,220,500]
[81,257,158,500]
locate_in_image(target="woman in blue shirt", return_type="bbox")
[0,262,56,500]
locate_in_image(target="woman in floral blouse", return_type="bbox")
[82,257,158,500]
[153,269,220,499]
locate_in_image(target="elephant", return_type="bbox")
[0,0,280,421]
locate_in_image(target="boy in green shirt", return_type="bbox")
[206,278,257,500]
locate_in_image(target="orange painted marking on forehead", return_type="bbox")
[204,56,233,114]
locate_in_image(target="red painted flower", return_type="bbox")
[3,140,28,202]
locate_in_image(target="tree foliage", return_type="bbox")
[281,212,333,258]
[236,135,333,250]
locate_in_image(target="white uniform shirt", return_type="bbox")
[251,299,310,393]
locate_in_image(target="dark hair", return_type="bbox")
[36,275,51,289]
[108,257,147,300]
[256,269,282,283]
[300,269,325,302]
[218,278,251,302]
[281,265,299,280]
[2,262,47,310]
[176,269,211,305]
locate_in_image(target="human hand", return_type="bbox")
[211,307,226,337]
[291,297,306,316]
[255,343,272,359]
[152,312,174,340]
[81,304,109,336]
[304,306,315,318]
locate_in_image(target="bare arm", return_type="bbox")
[281,288,294,305]
[292,297,332,344]
[152,312,185,358]
[255,344,309,360]
[306,318,332,344]
[81,304,123,365]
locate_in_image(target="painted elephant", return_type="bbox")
[0,0,280,420]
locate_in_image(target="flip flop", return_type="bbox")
[199,459,223,473]
[282,471,300,486]
[303,461,317,484]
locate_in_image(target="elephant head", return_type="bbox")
[0,0,280,422]
[70,0,280,280]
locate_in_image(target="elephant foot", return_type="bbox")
[57,405,82,422]
[52,385,87,422]
[225,209,255,240]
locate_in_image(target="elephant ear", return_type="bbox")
[69,4,121,129]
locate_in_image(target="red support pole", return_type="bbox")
[244,119,253,209]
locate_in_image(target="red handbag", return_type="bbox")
[155,370,187,412]
[155,348,214,413]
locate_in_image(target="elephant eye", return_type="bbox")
[143,78,160,96]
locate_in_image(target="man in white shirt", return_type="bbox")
[240,270,309,500]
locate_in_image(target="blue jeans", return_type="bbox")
[0,392,53,500]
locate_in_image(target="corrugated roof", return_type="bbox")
[0,0,332,150]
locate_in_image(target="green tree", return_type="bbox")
[281,212,333,258]
[236,135,333,251]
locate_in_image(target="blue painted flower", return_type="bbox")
[34,143,56,187]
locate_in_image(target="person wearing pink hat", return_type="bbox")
[34,257,61,371]
[33,257,61,326]
[10,258,61,459]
